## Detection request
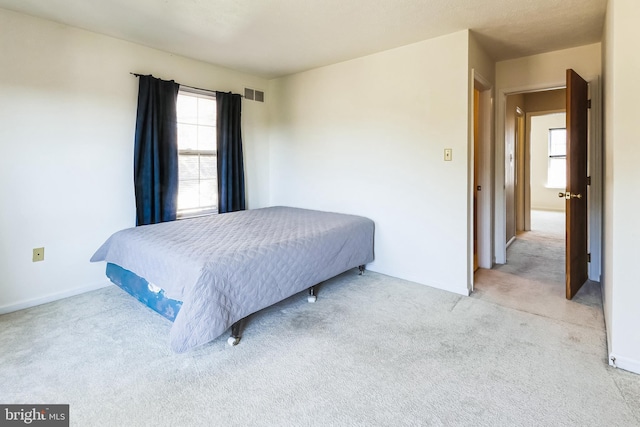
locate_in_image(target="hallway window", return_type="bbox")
[547,128,566,188]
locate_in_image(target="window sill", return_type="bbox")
[545,184,565,190]
[177,208,218,220]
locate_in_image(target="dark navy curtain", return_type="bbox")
[216,91,246,213]
[134,75,180,226]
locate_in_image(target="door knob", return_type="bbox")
[558,192,582,199]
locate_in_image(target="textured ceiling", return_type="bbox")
[0,0,607,78]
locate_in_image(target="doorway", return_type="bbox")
[509,89,567,239]
[473,78,603,320]
[494,77,602,284]
[502,90,568,294]
[471,70,493,288]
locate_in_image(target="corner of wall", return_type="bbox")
[600,0,614,364]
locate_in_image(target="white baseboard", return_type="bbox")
[0,281,111,315]
[609,353,640,375]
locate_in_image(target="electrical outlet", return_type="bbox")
[444,148,453,161]
[33,247,44,262]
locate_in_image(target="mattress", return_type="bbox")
[106,262,182,322]
[91,206,375,352]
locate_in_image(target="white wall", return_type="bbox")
[468,32,495,84]
[529,113,566,211]
[269,30,472,295]
[496,44,602,90]
[602,0,640,374]
[0,9,270,312]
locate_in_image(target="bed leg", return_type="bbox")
[358,265,365,275]
[228,319,244,346]
[307,286,317,303]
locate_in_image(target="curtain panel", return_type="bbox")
[216,91,246,213]
[134,75,180,226]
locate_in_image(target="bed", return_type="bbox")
[90,206,375,353]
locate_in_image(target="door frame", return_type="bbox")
[515,106,527,234]
[469,69,494,292]
[494,78,602,282]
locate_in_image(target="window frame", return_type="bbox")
[176,87,218,219]
[546,127,567,189]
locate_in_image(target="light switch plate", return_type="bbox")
[444,148,452,161]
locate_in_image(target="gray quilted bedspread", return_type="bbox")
[90,206,374,352]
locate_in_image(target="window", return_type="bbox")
[176,89,217,217]
[547,128,566,188]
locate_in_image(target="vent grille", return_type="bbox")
[244,88,264,103]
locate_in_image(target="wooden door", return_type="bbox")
[565,69,589,299]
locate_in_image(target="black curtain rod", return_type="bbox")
[130,73,242,97]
